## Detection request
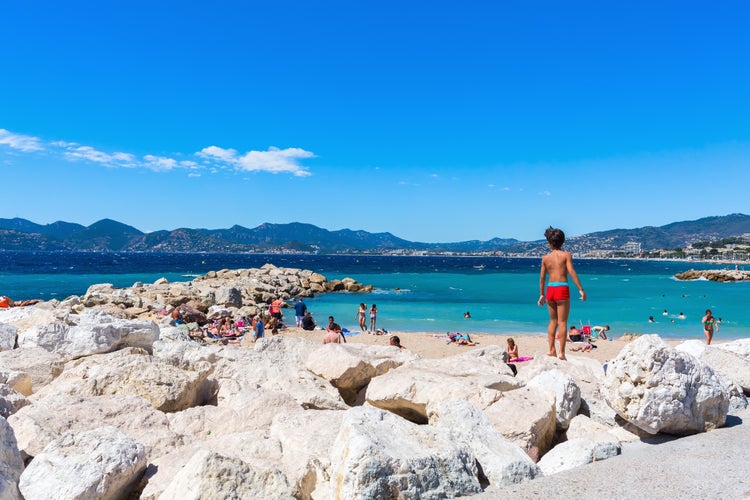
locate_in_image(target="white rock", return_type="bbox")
[677,341,750,394]
[483,386,557,457]
[604,334,730,434]
[305,343,419,404]
[0,417,23,500]
[17,309,160,359]
[526,369,581,430]
[715,338,750,358]
[19,426,147,500]
[158,449,292,500]
[428,399,541,488]
[0,347,65,392]
[566,414,640,444]
[0,384,30,418]
[8,394,183,460]
[365,346,519,423]
[33,348,214,412]
[0,323,17,351]
[329,406,482,499]
[537,437,620,475]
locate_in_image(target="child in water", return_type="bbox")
[538,227,586,360]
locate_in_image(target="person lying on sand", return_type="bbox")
[0,296,41,308]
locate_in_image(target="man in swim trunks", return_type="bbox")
[538,227,586,360]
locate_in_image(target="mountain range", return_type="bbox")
[0,214,748,254]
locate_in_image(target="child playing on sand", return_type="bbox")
[538,227,586,360]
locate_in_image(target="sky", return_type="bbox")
[1,1,749,243]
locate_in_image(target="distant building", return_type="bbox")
[622,241,641,254]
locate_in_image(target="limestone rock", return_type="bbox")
[0,384,30,418]
[8,394,183,460]
[366,346,519,423]
[0,323,17,351]
[0,417,23,500]
[0,370,32,396]
[537,437,620,475]
[18,426,147,500]
[305,343,419,404]
[604,334,730,434]
[566,414,641,444]
[0,347,65,392]
[158,449,293,500]
[428,399,541,489]
[17,309,160,359]
[676,340,750,394]
[526,369,582,430]
[33,348,214,412]
[483,386,557,457]
[329,406,482,499]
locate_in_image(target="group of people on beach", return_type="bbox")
[355,303,378,333]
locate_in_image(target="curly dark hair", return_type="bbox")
[544,227,565,249]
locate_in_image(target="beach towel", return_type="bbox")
[514,356,534,362]
[342,329,360,337]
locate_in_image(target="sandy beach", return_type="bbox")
[278,327,687,368]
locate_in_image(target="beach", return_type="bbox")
[278,327,685,367]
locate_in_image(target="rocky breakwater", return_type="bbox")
[74,263,372,323]
[2,296,749,498]
[674,268,750,282]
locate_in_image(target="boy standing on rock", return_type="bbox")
[538,227,586,360]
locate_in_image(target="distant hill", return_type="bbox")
[0,214,748,254]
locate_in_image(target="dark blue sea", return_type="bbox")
[1,251,746,340]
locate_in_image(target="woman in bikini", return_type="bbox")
[702,309,718,345]
[369,304,378,332]
[356,303,367,332]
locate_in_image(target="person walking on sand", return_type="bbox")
[294,297,307,328]
[538,227,586,360]
[369,304,378,332]
[702,309,718,345]
[356,303,367,332]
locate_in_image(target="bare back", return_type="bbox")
[541,249,572,282]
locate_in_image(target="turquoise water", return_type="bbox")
[0,252,746,340]
[304,271,749,340]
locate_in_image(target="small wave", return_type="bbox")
[182,273,201,278]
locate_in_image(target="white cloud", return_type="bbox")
[237,147,314,177]
[63,145,137,167]
[1,127,316,177]
[198,146,238,163]
[143,155,179,171]
[0,129,43,152]
[539,190,552,196]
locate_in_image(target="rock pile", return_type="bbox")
[674,269,750,282]
[0,272,746,498]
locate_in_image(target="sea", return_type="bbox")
[1,251,747,340]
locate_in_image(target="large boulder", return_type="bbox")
[365,346,519,423]
[0,370,32,396]
[329,406,482,499]
[604,334,730,435]
[526,369,582,431]
[33,348,214,412]
[305,343,419,404]
[0,347,65,392]
[483,386,557,458]
[0,417,23,500]
[158,449,292,500]
[536,437,620,476]
[428,399,541,489]
[8,394,183,460]
[18,426,147,500]
[676,340,750,394]
[17,309,160,359]
[522,355,615,426]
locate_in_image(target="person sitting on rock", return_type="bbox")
[506,337,519,361]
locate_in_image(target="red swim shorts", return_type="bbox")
[546,285,570,302]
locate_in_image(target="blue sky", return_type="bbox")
[1,1,748,243]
